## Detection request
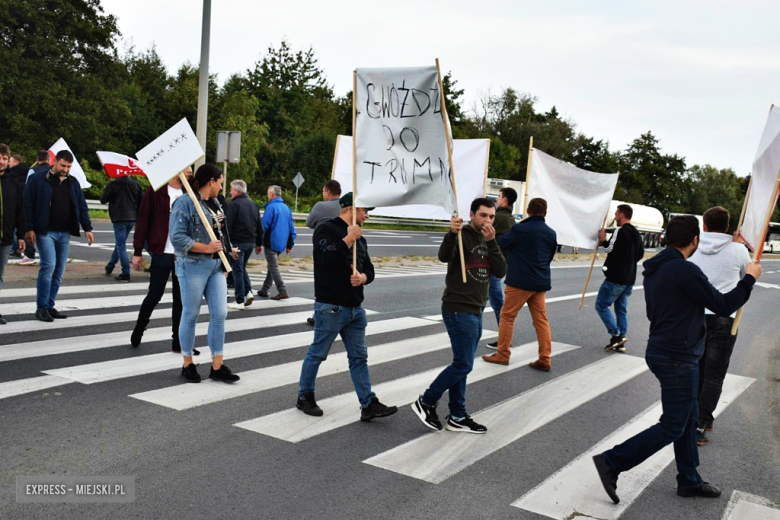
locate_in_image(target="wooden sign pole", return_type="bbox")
[178,171,232,273]
[578,172,620,309]
[331,135,341,180]
[351,70,358,275]
[732,173,780,335]
[436,58,467,283]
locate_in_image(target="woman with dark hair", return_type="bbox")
[169,164,240,383]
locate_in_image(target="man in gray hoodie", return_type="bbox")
[688,206,751,446]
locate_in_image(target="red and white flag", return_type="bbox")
[96,151,147,178]
[49,138,92,189]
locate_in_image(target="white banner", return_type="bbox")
[527,148,619,249]
[740,106,780,251]
[354,66,457,214]
[49,138,91,189]
[136,118,204,190]
[334,136,489,220]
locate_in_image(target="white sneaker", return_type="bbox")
[227,302,245,310]
[21,257,36,265]
[244,291,254,307]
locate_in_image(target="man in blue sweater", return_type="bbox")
[593,216,762,504]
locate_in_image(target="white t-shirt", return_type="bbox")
[164,185,184,254]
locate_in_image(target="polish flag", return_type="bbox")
[48,138,92,189]
[96,151,148,178]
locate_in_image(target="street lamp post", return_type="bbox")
[195,0,211,169]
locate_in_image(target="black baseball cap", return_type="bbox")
[339,192,374,210]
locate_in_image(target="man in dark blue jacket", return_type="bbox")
[593,216,762,504]
[24,150,94,322]
[482,198,557,371]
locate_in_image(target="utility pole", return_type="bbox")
[195,0,211,169]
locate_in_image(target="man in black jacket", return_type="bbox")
[596,204,645,352]
[296,192,397,422]
[101,174,143,282]
[593,216,762,504]
[226,180,263,310]
[0,145,27,324]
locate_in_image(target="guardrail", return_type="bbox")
[86,200,451,228]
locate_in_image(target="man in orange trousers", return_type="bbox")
[482,198,557,371]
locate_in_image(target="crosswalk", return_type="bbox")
[0,276,766,518]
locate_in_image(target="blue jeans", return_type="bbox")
[298,303,375,407]
[106,221,135,275]
[604,354,704,489]
[36,230,71,310]
[488,274,504,324]
[175,257,227,357]
[422,311,482,418]
[233,242,254,303]
[595,280,633,337]
[0,244,12,293]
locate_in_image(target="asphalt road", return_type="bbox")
[1,257,779,519]
[61,222,652,263]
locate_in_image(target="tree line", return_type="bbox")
[1,0,775,227]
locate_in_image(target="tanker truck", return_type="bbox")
[605,200,665,248]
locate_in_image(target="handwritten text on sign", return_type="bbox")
[355,66,457,214]
[136,118,204,191]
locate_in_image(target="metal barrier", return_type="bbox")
[85,200,450,228]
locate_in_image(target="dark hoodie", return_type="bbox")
[601,223,644,285]
[642,247,755,364]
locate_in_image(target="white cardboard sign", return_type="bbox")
[136,118,204,190]
[354,66,457,214]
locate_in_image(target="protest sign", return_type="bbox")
[354,66,457,214]
[48,138,91,189]
[333,136,489,219]
[136,118,204,191]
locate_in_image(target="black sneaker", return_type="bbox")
[48,308,67,319]
[9,251,22,259]
[306,317,315,326]
[209,364,240,383]
[702,420,714,432]
[105,266,113,276]
[115,273,130,283]
[605,335,627,352]
[696,427,709,446]
[130,326,143,348]
[35,309,54,322]
[296,391,324,416]
[360,397,398,422]
[180,363,201,383]
[445,414,487,434]
[411,395,443,431]
[593,453,620,504]
[677,482,721,498]
[486,341,498,350]
[0,314,6,325]
[171,344,199,356]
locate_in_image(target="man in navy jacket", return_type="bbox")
[593,215,762,504]
[24,150,94,322]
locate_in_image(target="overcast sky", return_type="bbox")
[102,0,780,176]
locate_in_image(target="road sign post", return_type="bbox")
[292,172,305,213]
[216,131,242,196]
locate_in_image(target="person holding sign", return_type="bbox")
[412,198,507,433]
[296,192,398,422]
[593,216,761,504]
[169,164,239,384]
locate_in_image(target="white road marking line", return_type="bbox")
[235,342,580,442]
[0,282,172,299]
[0,375,73,400]
[0,299,317,362]
[721,490,780,520]
[130,328,497,411]
[512,374,755,520]
[363,355,649,484]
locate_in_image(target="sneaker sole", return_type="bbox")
[209,375,240,384]
[244,300,253,307]
[485,344,498,350]
[180,375,201,383]
[445,422,487,434]
[411,401,442,431]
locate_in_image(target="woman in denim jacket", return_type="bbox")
[169,164,240,384]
